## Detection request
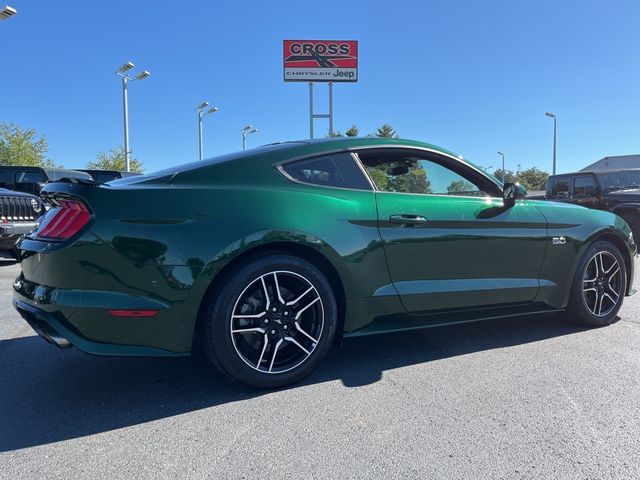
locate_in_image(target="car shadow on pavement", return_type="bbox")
[0,312,590,452]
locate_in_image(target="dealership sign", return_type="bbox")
[283,40,358,82]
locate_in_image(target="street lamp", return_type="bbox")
[196,102,219,160]
[545,112,557,175]
[497,151,505,183]
[241,125,257,151]
[0,5,17,19]
[115,61,151,172]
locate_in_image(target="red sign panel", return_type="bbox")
[283,40,358,82]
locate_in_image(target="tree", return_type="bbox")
[345,125,359,137]
[375,124,398,138]
[327,130,343,137]
[492,168,516,183]
[87,147,144,174]
[0,122,53,167]
[447,179,476,194]
[515,167,549,191]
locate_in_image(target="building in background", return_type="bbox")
[581,154,640,171]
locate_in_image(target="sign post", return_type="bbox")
[283,40,358,138]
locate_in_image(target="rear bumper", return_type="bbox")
[12,279,188,357]
[13,300,72,349]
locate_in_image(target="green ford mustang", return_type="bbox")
[13,137,638,388]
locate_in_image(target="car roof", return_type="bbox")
[144,137,474,177]
[550,168,640,178]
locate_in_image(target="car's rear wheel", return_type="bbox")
[202,254,337,388]
[565,240,626,326]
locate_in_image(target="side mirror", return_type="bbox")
[503,182,527,208]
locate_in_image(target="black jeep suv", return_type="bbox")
[546,169,640,240]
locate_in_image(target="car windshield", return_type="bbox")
[596,171,640,191]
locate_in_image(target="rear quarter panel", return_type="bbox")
[20,156,389,350]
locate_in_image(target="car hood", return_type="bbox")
[604,190,640,202]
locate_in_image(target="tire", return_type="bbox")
[201,254,338,389]
[565,240,627,326]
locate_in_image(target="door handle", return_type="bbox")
[388,214,427,227]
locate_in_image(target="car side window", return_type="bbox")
[281,153,372,190]
[358,150,488,196]
[551,178,570,198]
[573,176,597,198]
[0,171,7,188]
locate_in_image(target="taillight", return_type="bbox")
[37,199,91,239]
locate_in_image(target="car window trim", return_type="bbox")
[274,144,502,196]
[351,146,502,198]
[275,151,374,192]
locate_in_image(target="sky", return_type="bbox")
[2,0,639,174]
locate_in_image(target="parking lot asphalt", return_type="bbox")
[1,259,639,479]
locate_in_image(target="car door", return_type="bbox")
[356,148,549,314]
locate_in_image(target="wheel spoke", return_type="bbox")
[232,327,266,334]
[295,321,318,344]
[603,292,616,305]
[268,338,283,372]
[596,292,604,315]
[273,272,285,304]
[260,275,271,311]
[284,336,311,355]
[294,296,320,320]
[583,287,597,294]
[256,334,269,369]
[286,286,314,306]
[598,253,605,276]
[589,290,600,315]
[607,284,620,299]
[232,311,267,319]
[604,261,618,274]
[607,265,620,282]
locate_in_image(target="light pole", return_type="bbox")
[115,61,151,172]
[545,112,557,175]
[0,5,17,19]
[241,125,257,151]
[497,151,505,183]
[196,102,219,160]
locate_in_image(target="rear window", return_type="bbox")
[281,153,372,190]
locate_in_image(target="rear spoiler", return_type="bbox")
[50,177,103,186]
[40,177,103,203]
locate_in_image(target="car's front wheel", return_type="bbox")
[565,240,627,326]
[202,253,337,388]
